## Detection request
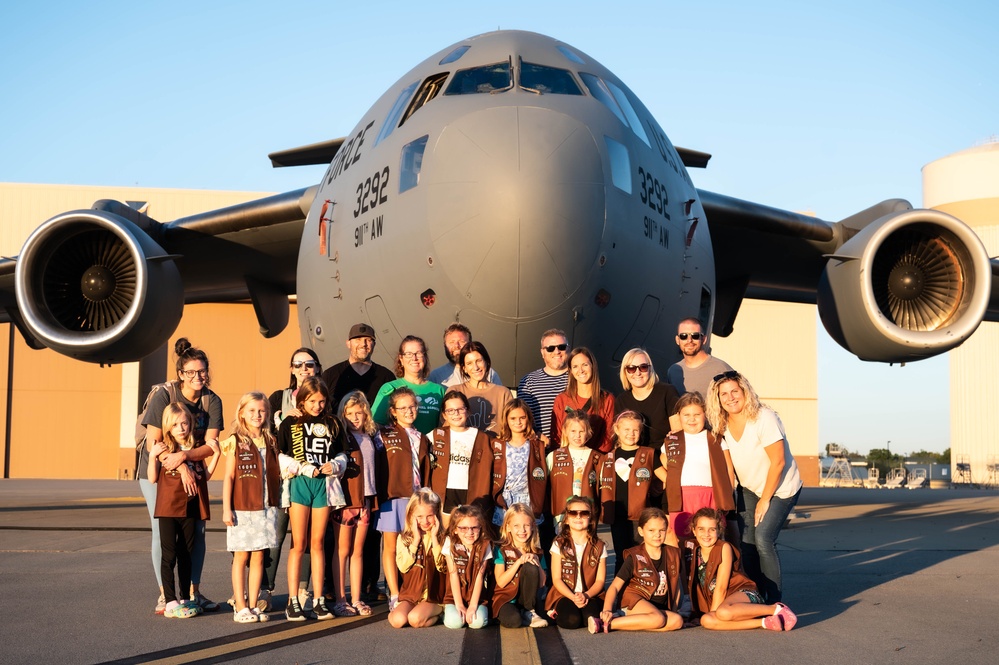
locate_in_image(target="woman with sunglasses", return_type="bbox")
[615,348,680,448]
[706,371,801,604]
[269,348,322,433]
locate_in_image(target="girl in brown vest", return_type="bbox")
[388,489,445,628]
[600,411,661,570]
[149,403,218,619]
[427,391,494,524]
[592,507,683,634]
[656,393,736,540]
[547,412,604,527]
[493,503,548,628]
[375,387,431,612]
[545,496,607,629]
[491,399,549,526]
[687,508,796,631]
[221,393,281,623]
[332,390,380,617]
[441,504,492,629]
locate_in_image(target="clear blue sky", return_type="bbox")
[2,1,995,454]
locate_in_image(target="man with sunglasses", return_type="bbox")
[517,329,571,439]
[666,318,733,399]
[321,323,396,406]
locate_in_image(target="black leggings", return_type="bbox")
[554,596,602,630]
[497,563,543,628]
[159,517,196,603]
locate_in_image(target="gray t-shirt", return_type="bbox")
[666,356,733,399]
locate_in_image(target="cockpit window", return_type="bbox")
[605,80,650,147]
[444,61,512,95]
[557,45,585,64]
[519,61,583,95]
[580,73,627,126]
[375,80,419,147]
[399,135,429,193]
[439,45,470,65]
[400,73,449,126]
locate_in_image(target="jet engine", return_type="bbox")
[14,209,183,363]
[818,208,991,362]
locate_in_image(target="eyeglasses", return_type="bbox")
[392,404,419,412]
[181,369,208,379]
[677,332,704,341]
[401,352,425,360]
[443,407,467,416]
[625,363,650,375]
[543,344,568,353]
[455,525,481,532]
[291,360,317,369]
[566,509,591,518]
[712,370,740,383]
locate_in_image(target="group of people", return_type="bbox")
[138,317,803,633]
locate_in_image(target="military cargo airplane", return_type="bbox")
[2,30,997,381]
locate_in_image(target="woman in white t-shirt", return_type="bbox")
[706,371,802,604]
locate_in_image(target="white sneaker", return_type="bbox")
[298,589,314,612]
[256,589,272,612]
[526,609,548,628]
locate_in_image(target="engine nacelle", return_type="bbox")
[818,208,991,362]
[14,209,184,363]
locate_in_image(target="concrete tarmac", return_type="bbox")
[1,480,997,665]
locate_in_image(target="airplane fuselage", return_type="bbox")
[297,30,713,380]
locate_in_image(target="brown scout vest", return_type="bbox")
[490,436,548,518]
[398,534,446,605]
[154,461,210,520]
[376,424,429,501]
[599,446,656,524]
[687,539,756,615]
[427,427,495,511]
[662,430,735,512]
[548,447,603,517]
[544,536,605,611]
[342,432,378,510]
[490,544,529,616]
[619,543,685,611]
[232,440,281,511]
[442,537,491,606]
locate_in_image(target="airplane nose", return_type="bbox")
[426,106,604,319]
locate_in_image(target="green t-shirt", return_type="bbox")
[371,378,446,435]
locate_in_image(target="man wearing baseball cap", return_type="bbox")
[321,323,396,406]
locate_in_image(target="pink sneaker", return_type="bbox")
[775,603,797,631]
[762,613,784,631]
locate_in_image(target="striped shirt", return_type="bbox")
[517,369,569,437]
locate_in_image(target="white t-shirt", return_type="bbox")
[549,538,608,592]
[446,428,478,490]
[721,408,802,499]
[679,430,712,487]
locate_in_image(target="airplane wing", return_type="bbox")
[700,189,999,361]
[0,187,315,362]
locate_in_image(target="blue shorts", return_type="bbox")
[290,475,327,508]
[743,589,765,605]
[375,497,408,534]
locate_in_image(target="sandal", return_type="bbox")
[352,600,373,616]
[164,601,200,619]
[333,600,359,617]
[233,607,258,624]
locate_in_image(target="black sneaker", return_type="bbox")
[314,595,334,621]
[286,596,306,622]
